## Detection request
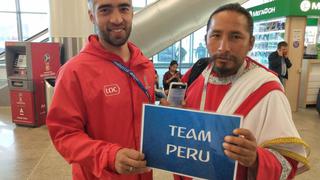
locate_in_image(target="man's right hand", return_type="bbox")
[277,49,283,57]
[115,148,150,174]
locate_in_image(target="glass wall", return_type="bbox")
[154,26,209,88]
[133,0,158,12]
[0,12,18,52]
[0,0,49,52]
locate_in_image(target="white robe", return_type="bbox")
[198,59,310,174]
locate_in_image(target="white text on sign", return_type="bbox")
[166,125,212,162]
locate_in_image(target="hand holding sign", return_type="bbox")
[223,128,258,168]
[141,104,242,179]
[115,148,150,174]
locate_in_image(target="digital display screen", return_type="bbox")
[14,54,27,68]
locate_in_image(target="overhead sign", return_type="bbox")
[248,0,320,21]
[300,0,320,12]
[141,104,242,180]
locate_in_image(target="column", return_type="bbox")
[284,16,307,112]
[49,0,93,63]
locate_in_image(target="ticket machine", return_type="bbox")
[5,42,60,127]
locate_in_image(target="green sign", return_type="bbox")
[248,0,320,21]
[307,18,319,26]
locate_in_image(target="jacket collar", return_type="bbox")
[81,34,150,67]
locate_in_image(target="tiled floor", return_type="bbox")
[0,106,319,180]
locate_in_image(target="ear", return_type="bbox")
[88,10,95,24]
[248,36,255,51]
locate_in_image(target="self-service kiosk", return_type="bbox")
[5,42,60,127]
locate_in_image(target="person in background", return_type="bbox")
[155,70,166,101]
[163,60,182,92]
[155,70,159,89]
[175,3,309,180]
[176,47,187,61]
[195,42,207,59]
[46,0,155,179]
[268,41,292,85]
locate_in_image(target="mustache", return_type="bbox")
[107,24,126,30]
[212,53,233,59]
[209,53,238,62]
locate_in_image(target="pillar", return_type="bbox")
[284,16,307,112]
[49,0,93,63]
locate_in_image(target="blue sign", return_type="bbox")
[141,104,242,180]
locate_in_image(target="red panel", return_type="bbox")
[30,43,61,123]
[10,90,35,126]
[30,43,61,80]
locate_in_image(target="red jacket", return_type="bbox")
[46,35,155,180]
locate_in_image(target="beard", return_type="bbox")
[97,24,132,47]
[210,52,243,77]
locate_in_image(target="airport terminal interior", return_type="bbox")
[0,0,320,179]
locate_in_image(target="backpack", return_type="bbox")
[187,57,210,87]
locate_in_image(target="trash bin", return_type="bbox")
[44,77,56,112]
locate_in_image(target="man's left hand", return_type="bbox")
[223,128,257,168]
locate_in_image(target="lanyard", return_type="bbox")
[112,61,151,103]
[200,62,213,111]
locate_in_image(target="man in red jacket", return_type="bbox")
[46,0,155,179]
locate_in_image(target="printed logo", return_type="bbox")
[300,0,311,12]
[18,93,23,102]
[43,53,50,62]
[19,108,24,115]
[43,53,51,71]
[104,84,120,97]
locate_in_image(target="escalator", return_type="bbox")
[130,0,247,57]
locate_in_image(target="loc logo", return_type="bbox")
[104,84,120,96]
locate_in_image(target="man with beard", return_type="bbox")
[46,0,154,179]
[174,3,309,180]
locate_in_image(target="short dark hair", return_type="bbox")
[277,41,288,49]
[88,0,132,10]
[206,3,253,37]
[170,60,178,66]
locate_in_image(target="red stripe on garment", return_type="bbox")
[234,81,283,118]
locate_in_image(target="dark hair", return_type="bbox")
[277,41,288,49]
[170,60,178,66]
[206,3,253,37]
[88,0,132,10]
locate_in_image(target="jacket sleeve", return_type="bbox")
[254,147,298,180]
[268,52,282,69]
[163,72,170,88]
[46,66,122,178]
[181,68,192,83]
[285,57,292,68]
